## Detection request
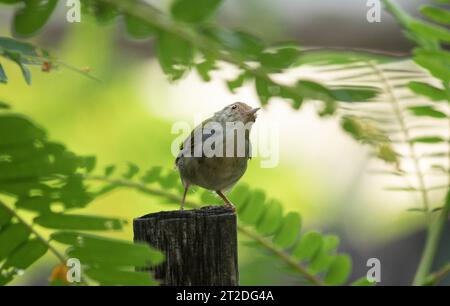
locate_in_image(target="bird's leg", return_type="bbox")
[216,190,236,211]
[180,184,189,211]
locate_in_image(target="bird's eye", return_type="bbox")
[231,105,238,110]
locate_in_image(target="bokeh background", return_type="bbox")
[1,0,449,285]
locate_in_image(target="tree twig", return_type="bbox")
[0,201,89,285]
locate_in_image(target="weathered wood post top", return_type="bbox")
[133,206,239,286]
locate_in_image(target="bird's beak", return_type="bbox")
[247,107,260,122]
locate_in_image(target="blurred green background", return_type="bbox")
[1,0,447,285]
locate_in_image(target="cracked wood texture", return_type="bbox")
[134,206,239,286]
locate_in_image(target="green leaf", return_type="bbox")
[239,189,266,225]
[0,63,7,83]
[171,0,223,23]
[227,72,248,93]
[308,250,333,274]
[85,267,158,286]
[255,76,270,106]
[124,15,157,39]
[203,28,265,59]
[414,49,450,81]
[13,0,58,38]
[408,20,450,42]
[229,184,251,210]
[410,136,445,143]
[123,163,139,179]
[140,166,162,183]
[351,277,376,286]
[272,212,302,248]
[331,86,379,102]
[0,223,30,261]
[196,57,216,82]
[0,37,41,57]
[295,80,336,115]
[278,85,303,109]
[420,6,450,26]
[0,204,12,228]
[3,52,31,85]
[34,213,125,230]
[296,50,393,66]
[15,196,52,213]
[258,47,300,71]
[408,105,447,118]
[0,101,10,109]
[82,156,97,173]
[156,32,193,81]
[0,274,13,286]
[91,2,118,24]
[2,238,48,270]
[322,235,340,252]
[325,255,352,285]
[0,0,23,4]
[408,81,448,101]
[296,80,334,101]
[51,231,164,267]
[158,171,179,189]
[104,164,116,177]
[256,199,283,235]
[292,231,323,261]
[200,190,221,205]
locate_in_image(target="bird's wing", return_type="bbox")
[176,117,214,164]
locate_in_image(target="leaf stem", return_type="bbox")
[0,201,89,285]
[413,191,450,285]
[85,175,325,286]
[369,61,432,218]
[0,201,66,263]
[425,262,450,285]
[413,83,450,285]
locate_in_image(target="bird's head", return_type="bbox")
[215,102,260,124]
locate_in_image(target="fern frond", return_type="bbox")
[85,166,365,286]
[303,56,449,215]
[0,110,162,286]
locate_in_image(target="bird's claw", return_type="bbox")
[224,203,236,212]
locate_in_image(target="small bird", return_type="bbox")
[175,102,260,211]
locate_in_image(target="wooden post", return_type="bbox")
[133,206,239,286]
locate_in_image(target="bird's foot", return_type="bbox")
[224,202,236,212]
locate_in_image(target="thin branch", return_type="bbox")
[85,175,325,286]
[368,61,432,219]
[0,201,66,263]
[0,201,89,285]
[236,224,324,286]
[412,83,450,285]
[302,46,410,58]
[425,263,450,285]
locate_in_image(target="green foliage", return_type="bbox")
[0,37,49,85]
[171,0,223,23]
[13,0,58,37]
[1,0,448,286]
[52,232,163,285]
[0,0,378,115]
[420,6,450,26]
[124,15,157,40]
[87,166,359,286]
[0,37,97,84]
[228,184,353,285]
[383,0,450,285]
[408,81,448,101]
[0,108,163,285]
